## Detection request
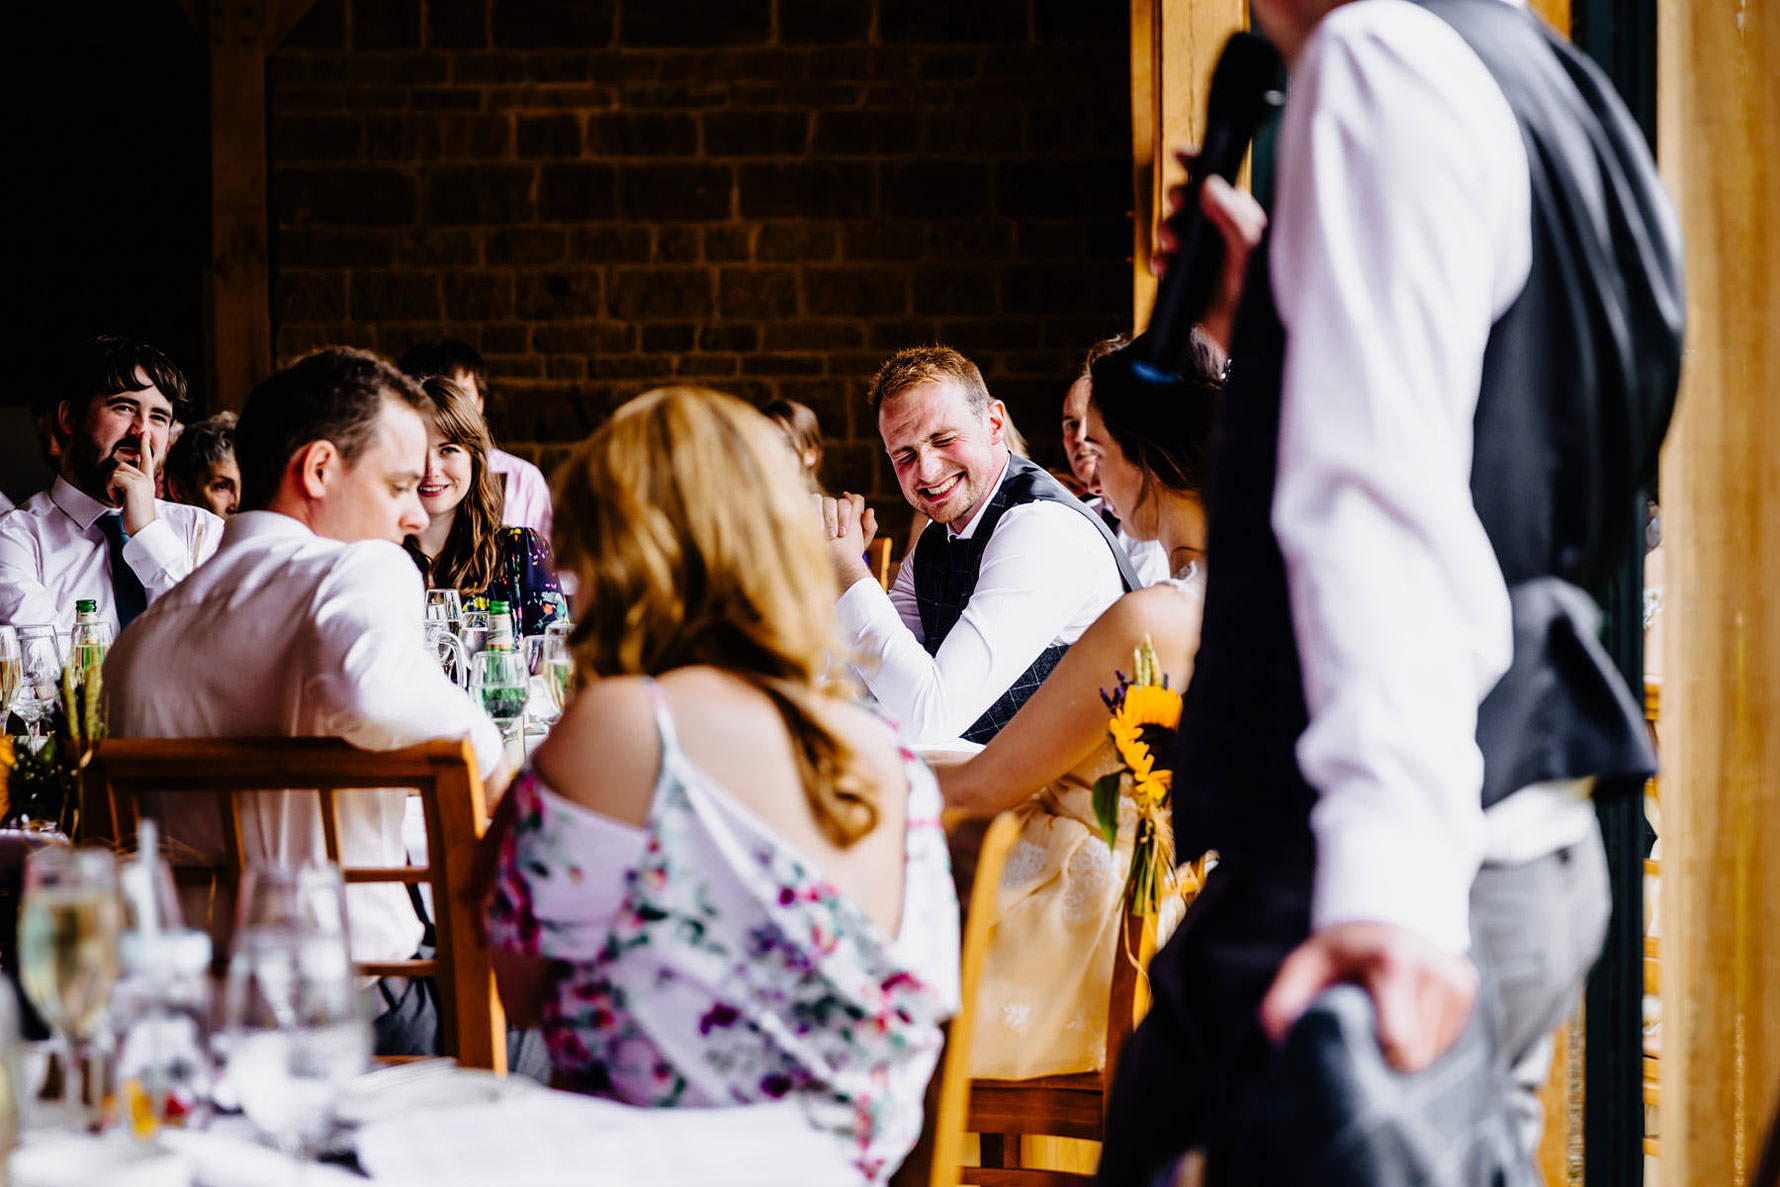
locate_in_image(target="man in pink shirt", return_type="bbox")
[398,339,552,542]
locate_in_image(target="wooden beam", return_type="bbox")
[195,0,318,412]
[1656,0,1780,1182]
[1128,0,1248,331]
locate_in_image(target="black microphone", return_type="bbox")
[1129,31,1284,380]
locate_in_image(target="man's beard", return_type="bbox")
[68,439,136,505]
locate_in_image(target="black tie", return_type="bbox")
[96,513,149,629]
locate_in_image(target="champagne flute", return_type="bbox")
[18,846,121,1130]
[0,627,20,723]
[222,865,369,1165]
[12,627,64,745]
[540,633,573,717]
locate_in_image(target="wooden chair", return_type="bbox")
[931,810,1022,1187]
[867,536,896,590]
[81,737,506,1072]
[962,910,1156,1185]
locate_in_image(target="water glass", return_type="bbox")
[12,627,64,743]
[524,633,574,725]
[425,619,469,690]
[18,846,121,1131]
[221,865,369,1162]
[471,650,529,742]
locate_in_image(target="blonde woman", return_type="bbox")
[482,387,959,1184]
[406,376,566,635]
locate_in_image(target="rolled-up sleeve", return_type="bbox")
[835,504,1120,744]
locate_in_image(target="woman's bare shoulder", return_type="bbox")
[531,674,661,825]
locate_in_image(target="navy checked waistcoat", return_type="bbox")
[912,454,1141,745]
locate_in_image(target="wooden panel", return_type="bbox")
[1129,0,1248,329]
[1528,0,1571,33]
[1655,0,1780,1183]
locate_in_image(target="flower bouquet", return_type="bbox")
[1090,637,1183,921]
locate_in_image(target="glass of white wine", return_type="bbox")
[0,627,20,727]
[18,846,121,1131]
[221,865,369,1165]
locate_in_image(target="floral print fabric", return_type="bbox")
[485,682,959,1184]
[480,526,568,637]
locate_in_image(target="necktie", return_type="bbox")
[96,513,149,629]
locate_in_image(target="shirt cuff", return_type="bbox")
[835,575,895,641]
[1310,813,1477,955]
[120,516,186,582]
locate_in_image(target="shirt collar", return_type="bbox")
[947,450,1013,542]
[49,476,114,532]
[223,509,320,550]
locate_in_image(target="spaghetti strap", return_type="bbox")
[641,676,685,760]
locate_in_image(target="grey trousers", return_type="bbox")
[1468,825,1612,1160]
[1099,828,1612,1186]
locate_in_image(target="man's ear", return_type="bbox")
[292,438,340,501]
[985,399,1008,445]
[55,399,79,441]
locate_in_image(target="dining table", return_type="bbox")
[10,1058,863,1186]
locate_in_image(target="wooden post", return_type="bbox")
[1656,0,1780,1183]
[1128,0,1248,330]
[181,0,318,411]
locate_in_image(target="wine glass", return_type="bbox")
[12,627,64,744]
[18,846,121,1131]
[221,865,369,1164]
[423,589,462,632]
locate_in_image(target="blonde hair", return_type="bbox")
[553,386,878,847]
[866,344,992,413]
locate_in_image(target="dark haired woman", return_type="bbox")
[762,396,825,492]
[408,377,567,635]
[935,345,1218,1081]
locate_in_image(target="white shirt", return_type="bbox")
[0,477,222,637]
[105,510,504,965]
[836,456,1125,744]
[1087,497,1172,588]
[490,447,552,540]
[1272,0,1593,957]
[0,492,13,516]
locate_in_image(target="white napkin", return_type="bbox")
[355,1092,863,1186]
[156,1130,378,1187]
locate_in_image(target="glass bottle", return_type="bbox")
[69,599,111,678]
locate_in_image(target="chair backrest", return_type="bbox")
[930,810,1022,1187]
[867,537,896,590]
[81,736,506,1072]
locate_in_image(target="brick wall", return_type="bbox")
[269,0,1132,530]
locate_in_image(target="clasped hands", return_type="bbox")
[816,492,878,592]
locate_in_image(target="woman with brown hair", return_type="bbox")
[482,386,959,1184]
[407,376,567,635]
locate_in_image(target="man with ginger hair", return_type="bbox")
[819,345,1139,747]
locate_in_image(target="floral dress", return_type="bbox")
[480,526,568,637]
[484,680,960,1184]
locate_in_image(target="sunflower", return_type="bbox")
[1112,683,1182,733]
